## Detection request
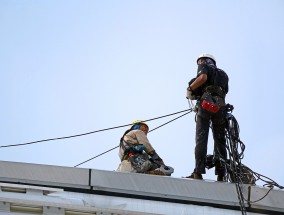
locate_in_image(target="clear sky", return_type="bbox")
[1,0,284,188]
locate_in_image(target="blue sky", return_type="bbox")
[1,0,284,187]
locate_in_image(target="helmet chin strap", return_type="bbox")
[132,124,140,130]
[205,58,216,67]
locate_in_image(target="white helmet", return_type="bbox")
[197,53,216,65]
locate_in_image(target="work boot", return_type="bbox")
[184,172,194,179]
[144,170,166,176]
[193,173,203,180]
[184,172,203,180]
[217,175,225,182]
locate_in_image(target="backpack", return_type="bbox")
[212,68,229,94]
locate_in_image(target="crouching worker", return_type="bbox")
[117,120,174,176]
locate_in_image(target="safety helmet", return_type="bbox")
[197,53,216,65]
[131,120,148,130]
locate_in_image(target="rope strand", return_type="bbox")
[0,109,191,149]
[74,109,193,167]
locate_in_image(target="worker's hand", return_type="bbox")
[155,159,165,166]
[186,88,196,100]
[193,104,198,113]
[150,151,164,165]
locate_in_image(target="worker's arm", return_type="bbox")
[134,130,155,154]
[189,74,207,91]
[134,130,164,165]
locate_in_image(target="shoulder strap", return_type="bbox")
[120,129,132,146]
[119,129,134,161]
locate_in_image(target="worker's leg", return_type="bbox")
[195,114,210,174]
[212,109,227,177]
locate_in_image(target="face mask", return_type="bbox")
[205,58,216,67]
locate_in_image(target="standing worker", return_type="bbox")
[117,120,173,176]
[186,53,229,181]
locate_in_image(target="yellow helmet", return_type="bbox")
[132,120,148,129]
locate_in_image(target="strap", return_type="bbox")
[120,140,133,161]
[205,85,225,98]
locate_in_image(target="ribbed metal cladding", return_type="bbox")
[0,160,283,214]
[90,169,242,206]
[249,186,284,213]
[0,161,89,189]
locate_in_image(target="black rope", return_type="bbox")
[74,109,193,167]
[222,108,283,215]
[148,111,192,133]
[248,186,273,203]
[74,146,119,167]
[0,109,191,149]
[227,135,247,215]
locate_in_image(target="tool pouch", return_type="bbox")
[129,153,152,173]
[201,92,224,113]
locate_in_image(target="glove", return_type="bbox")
[193,104,198,113]
[186,87,196,100]
[150,151,160,160]
[150,151,165,165]
[133,144,146,152]
[155,159,165,166]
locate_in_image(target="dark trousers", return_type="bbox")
[194,105,227,175]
